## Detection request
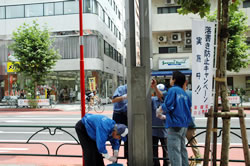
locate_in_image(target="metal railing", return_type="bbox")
[0,125,249,163]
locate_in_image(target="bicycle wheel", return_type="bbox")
[85,105,90,113]
[95,104,105,113]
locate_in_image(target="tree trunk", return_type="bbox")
[220,0,230,165]
[220,0,230,112]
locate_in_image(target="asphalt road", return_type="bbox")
[0,104,249,145]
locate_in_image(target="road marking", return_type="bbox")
[0,118,79,120]
[0,131,64,134]
[0,148,28,151]
[4,121,76,124]
[0,140,78,143]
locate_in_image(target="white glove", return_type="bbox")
[114,150,119,157]
[156,107,163,117]
[108,156,117,162]
[159,114,166,120]
[122,94,127,100]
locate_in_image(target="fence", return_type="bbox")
[0,125,249,163]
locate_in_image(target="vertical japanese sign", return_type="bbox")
[192,20,215,116]
[88,77,96,91]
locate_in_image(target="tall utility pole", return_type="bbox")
[126,0,153,165]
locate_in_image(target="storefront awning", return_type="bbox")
[151,70,192,76]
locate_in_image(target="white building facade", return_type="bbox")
[0,0,126,102]
[151,0,250,99]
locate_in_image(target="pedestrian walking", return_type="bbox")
[75,113,128,166]
[156,71,192,166]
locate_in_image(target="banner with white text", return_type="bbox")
[192,20,215,116]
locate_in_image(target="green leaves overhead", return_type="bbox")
[177,0,211,18]
[178,0,249,72]
[207,1,249,72]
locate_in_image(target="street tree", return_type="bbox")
[9,20,60,99]
[177,0,249,165]
[177,0,247,111]
[207,1,249,72]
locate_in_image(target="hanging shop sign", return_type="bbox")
[7,62,20,73]
[158,58,190,70]
[89,77,96,91]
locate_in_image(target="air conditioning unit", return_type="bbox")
[166,0,175,5]
[185,38,192,45]
[171,33,182,42]
[184,31,192,47]
[185,31,192,38]
[158,36,167,43]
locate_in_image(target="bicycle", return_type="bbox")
[85,97,105,113]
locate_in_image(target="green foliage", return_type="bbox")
[177,0,211,18]
[9,20,60,98]
[207,1,249,72]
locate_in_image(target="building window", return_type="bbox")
[104,41,109,56]
[243,0,250,8]
[114,26,116,35]
[111,21,113,32]
[119,32,121,41]
[0,7,5,19]
[159,47,177,54]
[64,1,79,14]
[113,49,116,61]
[84,0,92,13]
[55,2,63,15]
[98,6,103,20]
[25,4,43,17]
[109,45,113,58]
[103,10,105,22]
[157,6,180,14]
[44,3,54,16]
[108,17,111,28]
[118,11,121,19]
[6,5,24,18]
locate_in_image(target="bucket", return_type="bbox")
[107,164,123,166]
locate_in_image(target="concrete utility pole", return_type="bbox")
[125,0,153,165]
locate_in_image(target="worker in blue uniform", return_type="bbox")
[112,84,129,161]
[156,71,192,166]
[75,113,128,166]
[152,84,170,166]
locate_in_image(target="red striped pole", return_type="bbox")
[79,0,85,165]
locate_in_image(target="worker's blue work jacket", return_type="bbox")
[152,96,167,138]
[81,114,120,154]
[161,85,192,128]
[112,84,127,113]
